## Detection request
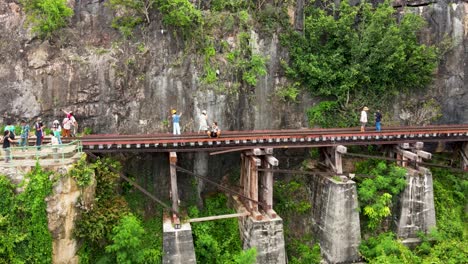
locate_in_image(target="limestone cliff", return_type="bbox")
[0,0,466,135]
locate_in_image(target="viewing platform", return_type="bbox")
[0,140,83,168]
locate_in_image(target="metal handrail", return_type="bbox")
[1,140,82,165]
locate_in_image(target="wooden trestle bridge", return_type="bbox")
[76,124,468,227]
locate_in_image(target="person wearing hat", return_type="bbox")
[171,109,182,135]
[198,110,209,134]
[52,120,62,144]
[34,117,45,150]
[360,107,369,132]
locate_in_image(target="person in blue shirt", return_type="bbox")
[171,110,182,135]
[375,110,382,132]
[19,119,30,148]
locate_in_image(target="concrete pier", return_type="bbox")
[239,214,286,264]
[308,175,361,263]
[396,167,436,241]
[162,219,196,264]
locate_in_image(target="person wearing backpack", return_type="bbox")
[52,120,62,144]
[35,117,45,150]
[2,130,15,163]
[4,120,15,140]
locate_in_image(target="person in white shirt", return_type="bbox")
[360,106,369,132]
[198,110,209,133]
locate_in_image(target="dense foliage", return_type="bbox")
[357,161,467,263]
[21,0,73,38]
[189,194,256,264]
[0,165,53,263]
[274,178,321,264]
[76,157,164,263]
[283,0,438,127]
[355,160,407,231]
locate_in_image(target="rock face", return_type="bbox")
[0,159,95,264]
[1,1,465,135]
[405,0,468,124]
[396,167,436,240]
[307,175,361,264]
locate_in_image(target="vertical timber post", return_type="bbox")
[319,146,346,175]
[169,152,180,228]
[260,152,278,218]
[461,142,468,171]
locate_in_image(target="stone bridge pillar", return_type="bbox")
[237,148,286,264]
[394,142,436,244]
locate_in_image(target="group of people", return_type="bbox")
[360,107,382,132]
[171,109,220,138]
[1,110,78,163]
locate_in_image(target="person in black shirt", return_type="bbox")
[375,110,382,132]
[35,117,45,150]
[3,130,15,163]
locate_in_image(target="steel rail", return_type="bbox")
[72,124,468,143]
[79,124,468,139]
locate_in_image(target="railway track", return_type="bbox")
[76,124,468,142]
[61,124,468,153]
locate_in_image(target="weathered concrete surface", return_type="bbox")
[396,167,436,239]
[239,215,286,264]
[308,175,361,264]
[162,220,196,264]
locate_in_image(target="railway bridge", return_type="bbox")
[3,125,467,263]
[77,125,468,264]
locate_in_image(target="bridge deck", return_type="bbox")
[80,125,468,153]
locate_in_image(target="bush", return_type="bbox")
[21,0,73,38]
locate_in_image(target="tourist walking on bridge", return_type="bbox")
[360,107,369,132]
[375,110,382,132]
[198,110,209,133]
[171,110,182,135]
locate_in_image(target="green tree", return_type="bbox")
[21,0,73,38]
[105,214,146,264]
[355,161,407,230]
[0,165,53,263]
[283,0,437,127]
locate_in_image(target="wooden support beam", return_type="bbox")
[336,145,347,154]
[417,150,432,160]
[260,157,275,213]
[414,142,424,150]
[265,155,278,166]
[401,150,418,161]
[461,142,468,171]
[169,152,179,227]
[249,156,259,213]
[264,148,273,155]
[189,212,250,223]
[334,146,344,174]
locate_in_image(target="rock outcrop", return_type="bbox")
[1,0,465,135]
